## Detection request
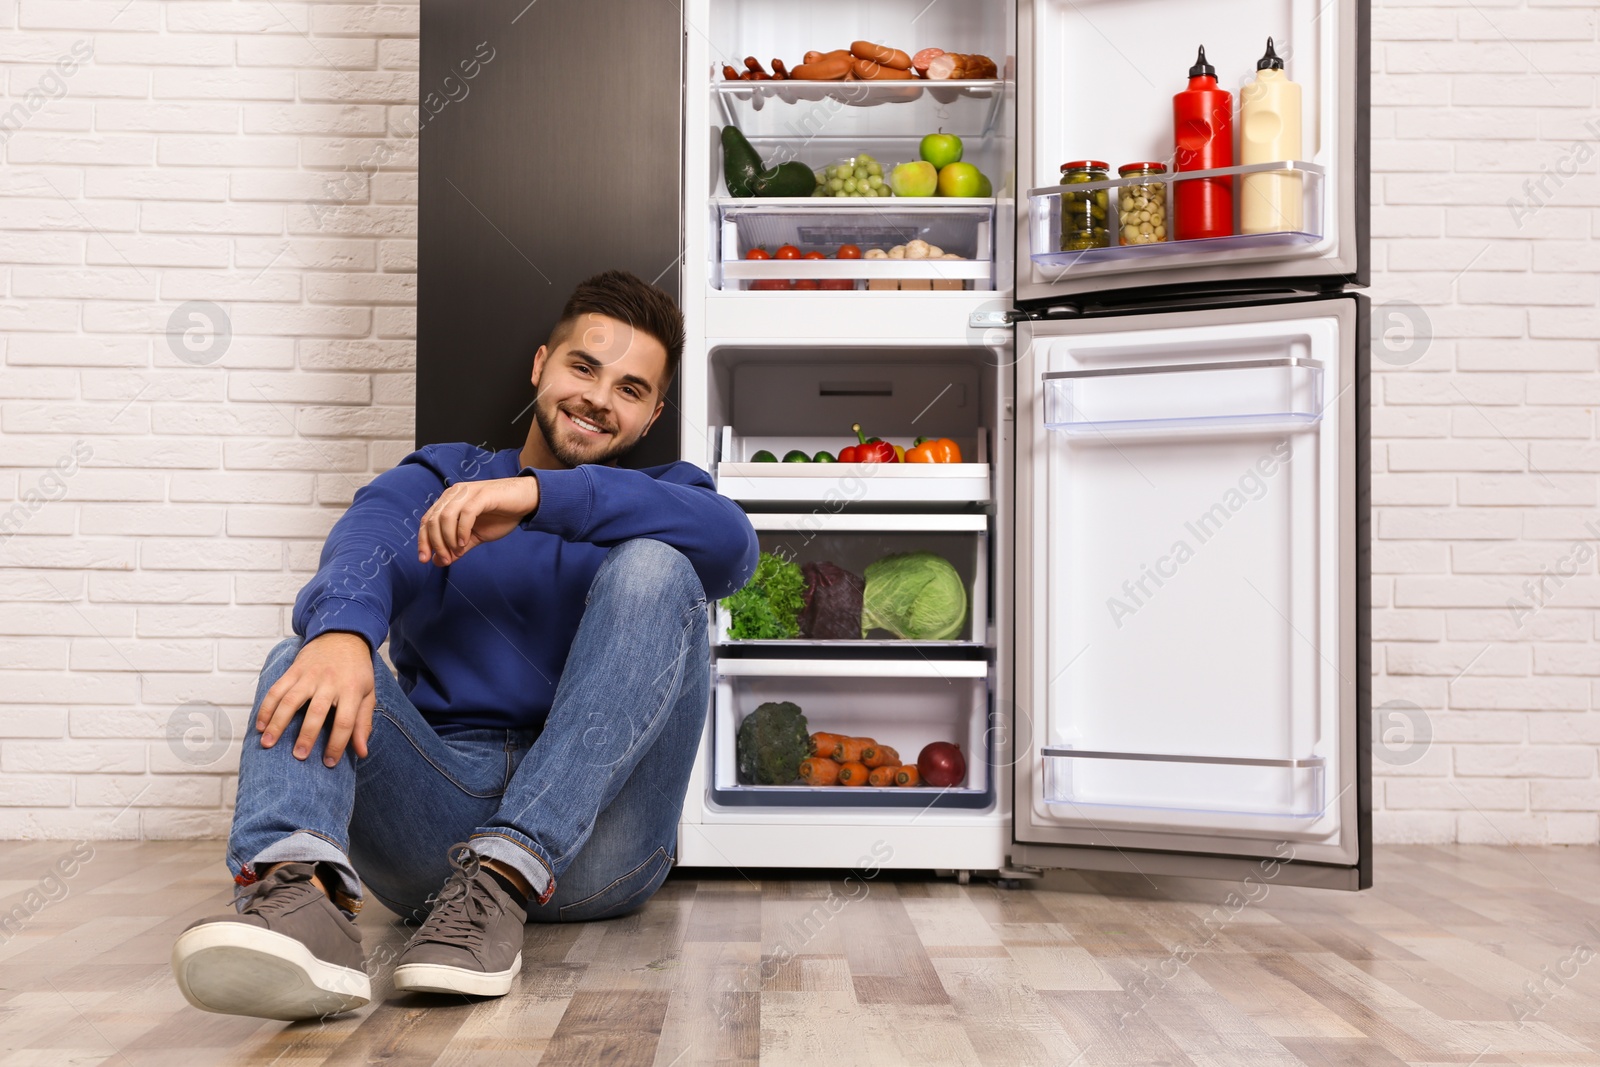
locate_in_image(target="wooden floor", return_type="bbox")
[1,842,1598,1066]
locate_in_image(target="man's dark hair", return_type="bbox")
[549,270,684,393]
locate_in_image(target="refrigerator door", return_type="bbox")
[1012,296,1368,886]
[1015,0,1367,307]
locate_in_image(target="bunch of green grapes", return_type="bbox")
[812,153,892,198]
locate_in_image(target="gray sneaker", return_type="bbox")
[391,843,525,997]
[171,861,371,1020]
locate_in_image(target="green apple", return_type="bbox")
[937,162,983,197]
[976,171,993,198]
[919,132,963,170]
[890,160,939,197]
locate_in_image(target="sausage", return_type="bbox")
[771,58,789,79]
[911,47,944,75]
[743,56,765,74]
[722,64,741,81]
[851,55,916,80]
[803,50,822,64]
[850,40,912,70]
[790,52,853,80]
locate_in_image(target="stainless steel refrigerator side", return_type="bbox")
[1014,0,1368,308]
[1009,295,1365,890]
[416,0,685,468]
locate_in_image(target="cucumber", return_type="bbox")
[721,126,763,198]
[752,161,818,198]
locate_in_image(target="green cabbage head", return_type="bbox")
[861,551,967,640]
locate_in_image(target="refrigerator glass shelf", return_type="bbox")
[1042,359,1324,436]
[1027,161,1325,267]
[715,199,997,291]
[712,669,992,810]
[712,79,1008,139]
[1041,748,1327,820]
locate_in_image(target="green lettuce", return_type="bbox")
[722,551,805,640]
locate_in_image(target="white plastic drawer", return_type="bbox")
[716,524,988,647]
[710,667,991,809]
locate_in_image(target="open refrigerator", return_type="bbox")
[677,0,1371,888]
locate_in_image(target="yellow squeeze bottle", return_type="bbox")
[1239,37,1303,234]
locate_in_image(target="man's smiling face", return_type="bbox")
[530,312,667,468]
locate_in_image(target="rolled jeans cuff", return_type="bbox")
[240,830,364,915]
[468,829,556,906]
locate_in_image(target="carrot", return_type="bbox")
[868,765,898,787]
[811,732,848,757]
[894,765,921,787]
[831,737,874,763]
[837,760,871,786]
[799,757,841,786]
[861,744,900,769]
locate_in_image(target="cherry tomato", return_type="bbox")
[837,244,863,260]
[745,247,771,260]
[803,251,826,260]
[819,279,854,290]
[792,279,819,290]
[750,279,790,291]
[775,244,802,260]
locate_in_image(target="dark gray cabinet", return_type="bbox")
[418,0,683,468]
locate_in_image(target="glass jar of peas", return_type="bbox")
[1059,161,1111,251]
[1116,162,1169,245]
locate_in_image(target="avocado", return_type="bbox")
[752,161,818,198]
[722,126,763,198]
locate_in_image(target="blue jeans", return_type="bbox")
[226,538,710,922]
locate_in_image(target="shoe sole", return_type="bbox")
[171,923,372,1021]
[391,952,522,997]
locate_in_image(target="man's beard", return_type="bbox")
[533,395,638,467]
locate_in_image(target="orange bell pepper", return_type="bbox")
[906,437,962,463]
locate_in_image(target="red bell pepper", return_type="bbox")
[842,423,896,464]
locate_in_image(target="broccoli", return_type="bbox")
[735,701,810,785]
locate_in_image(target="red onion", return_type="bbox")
[917,742,965,788]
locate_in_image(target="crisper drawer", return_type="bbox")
[716,514,988,647]
[710,659,991,809]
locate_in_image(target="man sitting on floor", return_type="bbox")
[170,270,757,1020]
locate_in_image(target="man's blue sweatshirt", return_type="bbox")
[290,443,758,736]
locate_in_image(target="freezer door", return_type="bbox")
[1012,297,1367,881]
[1015,0,1367,306]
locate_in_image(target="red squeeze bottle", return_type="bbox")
[1172,45,1234,240]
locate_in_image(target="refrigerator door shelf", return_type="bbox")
[1027,162,1326,270]
[713,79,1008,139]
[1042,358,1324,436]
[711,668,992,810]
[1017,0,1365,302]
[1041,747,1328,821]
[716,198,996,292]
[717,523,989,646]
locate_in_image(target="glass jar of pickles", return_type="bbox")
[1059,161,1110,251]
[1117,162,1168,245]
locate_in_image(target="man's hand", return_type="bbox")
[256,631,377,767]
[418,475,540,567]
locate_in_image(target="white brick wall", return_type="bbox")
[1,0,1596,847]
[0,0,418,840]
[1371,0,1600,845]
